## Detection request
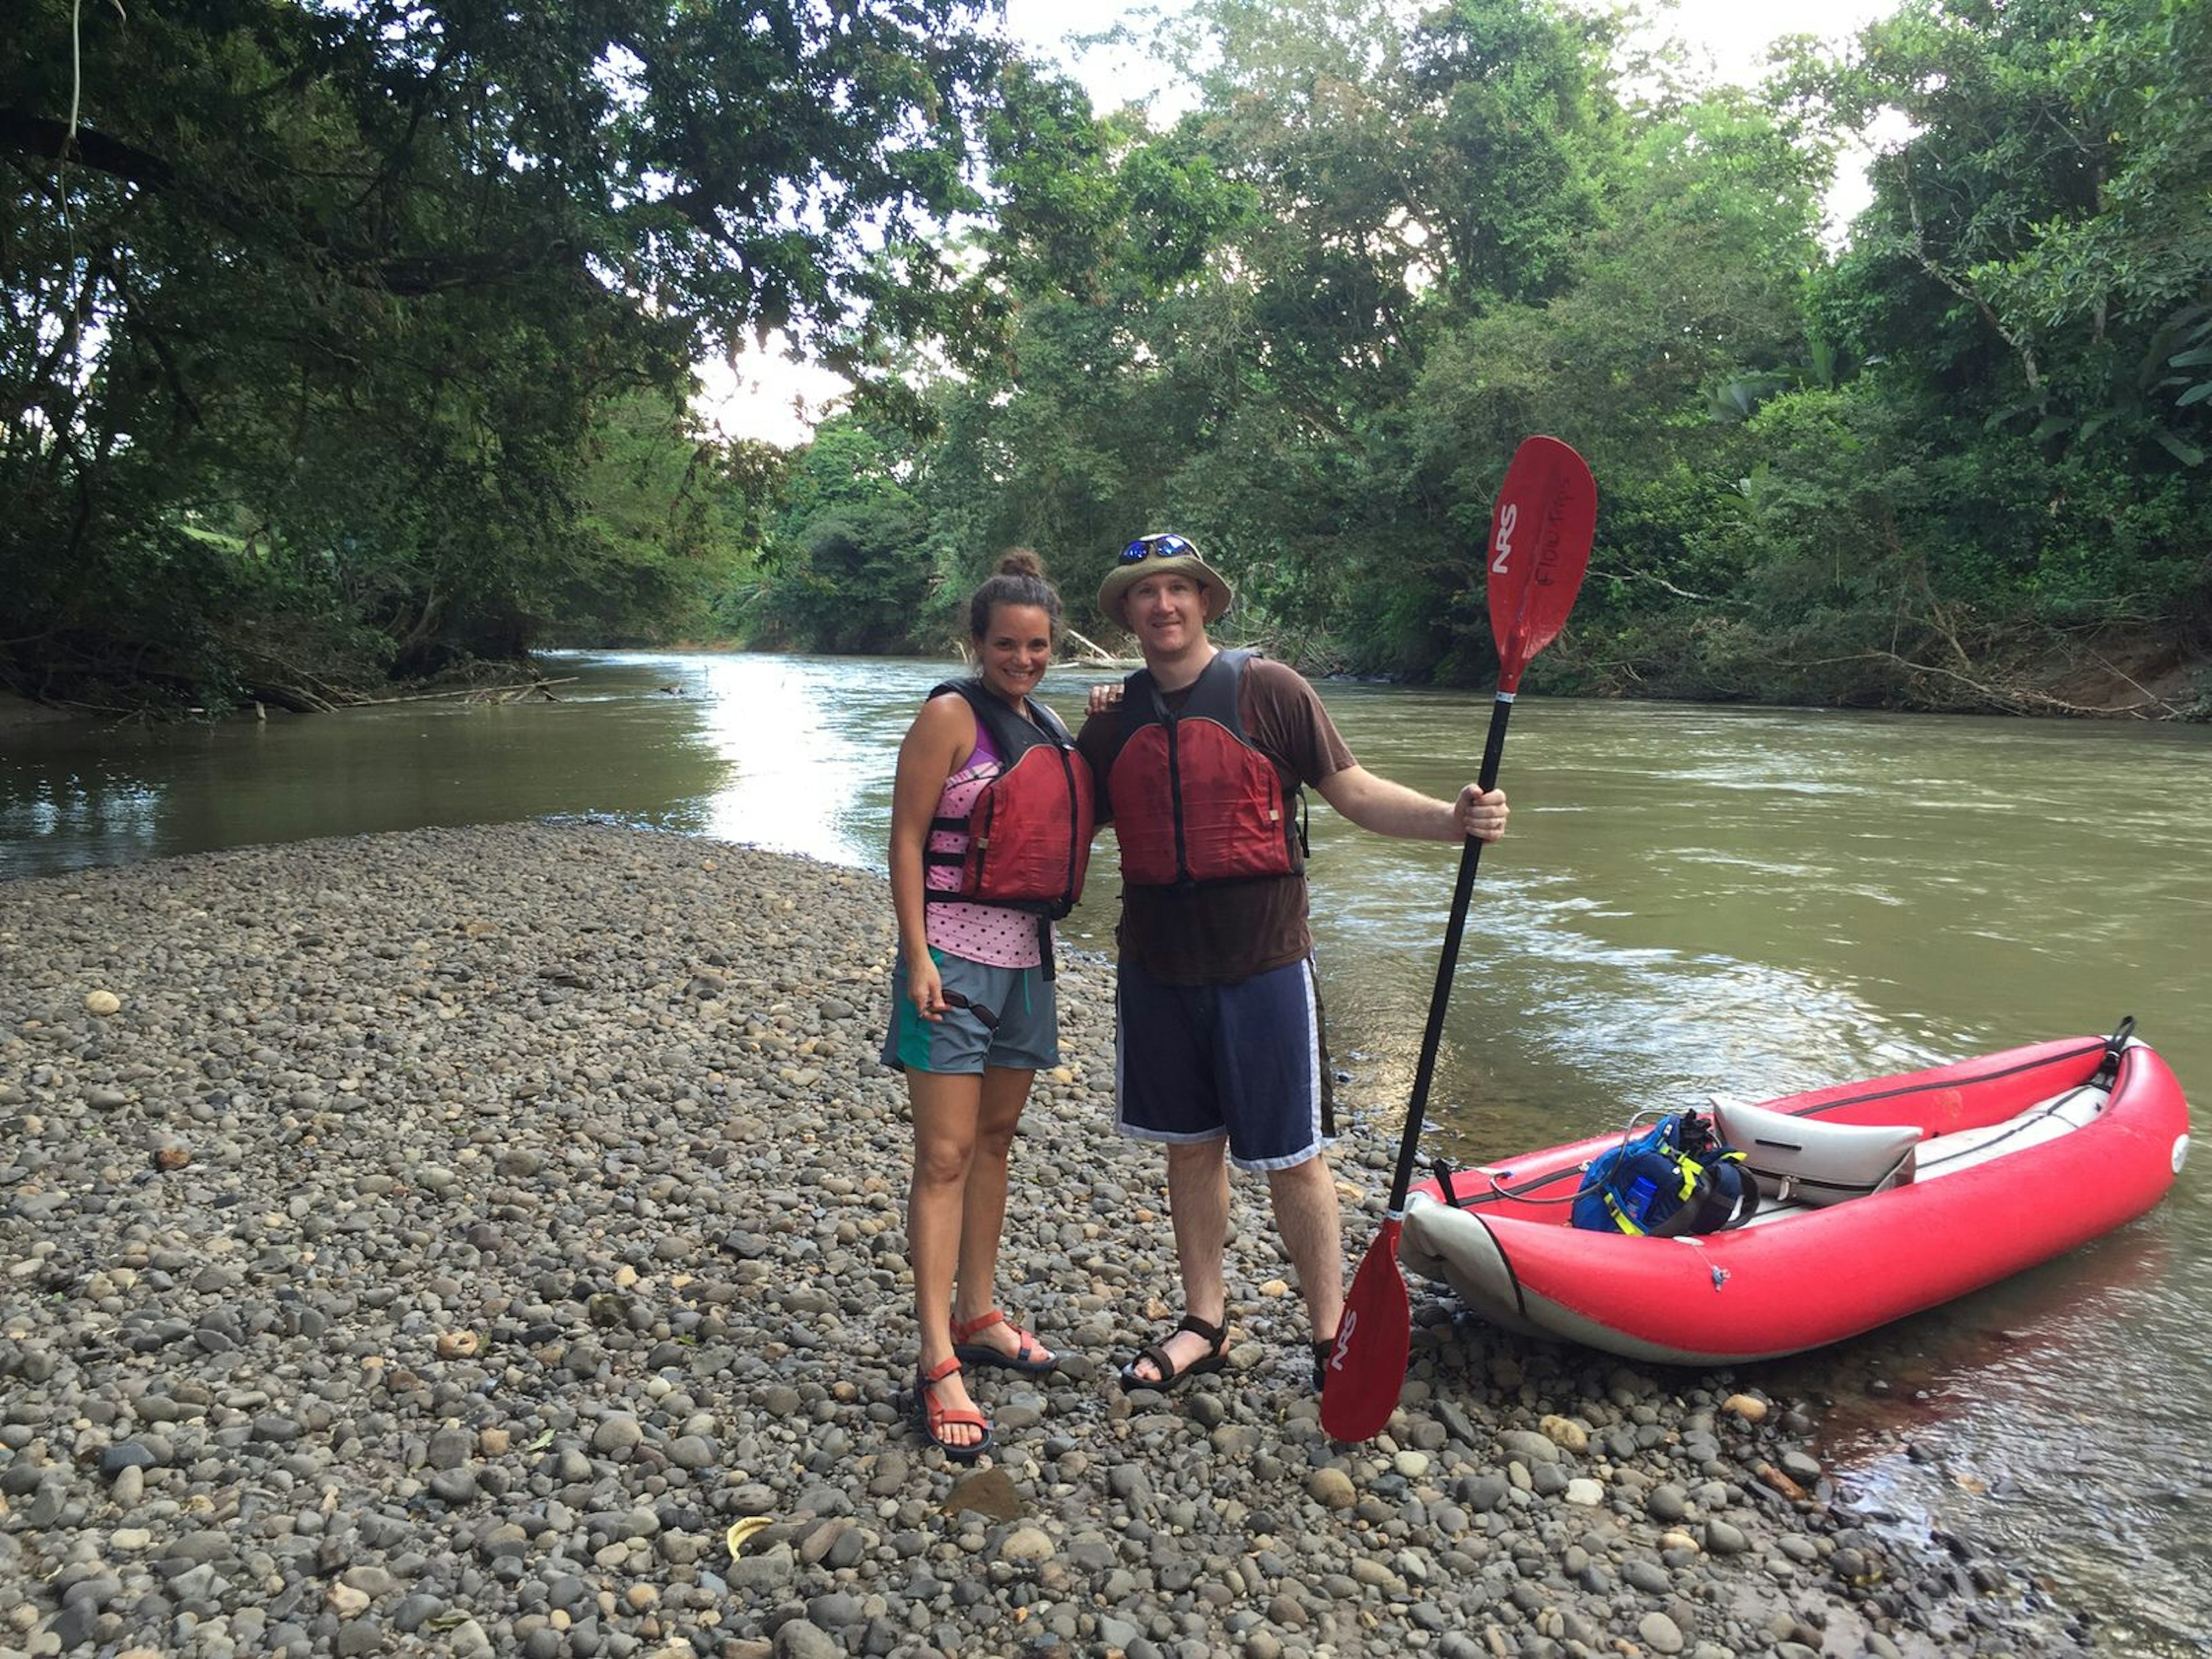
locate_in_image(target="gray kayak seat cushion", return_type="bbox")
[1711,1097,1921,1208]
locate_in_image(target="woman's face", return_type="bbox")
[975,603,1054,704]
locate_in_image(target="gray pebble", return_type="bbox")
[774,1621,842,1659]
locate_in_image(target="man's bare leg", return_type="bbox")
[1267,1150,1345,1347]
[1127,1137,1232,1382]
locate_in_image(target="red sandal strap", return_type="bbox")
[920,1353,965,1388]
[949,1308,1007,1344]
[925,1402,988,1434]
[916,1358,990,1446]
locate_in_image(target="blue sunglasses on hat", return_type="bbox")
[1119,533,1197,564]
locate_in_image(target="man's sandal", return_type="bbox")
[914,1355,993,1463]
[1118,1313,1230,1395]
[1312,1334,1340,1392]
[950,1308,1058,1375]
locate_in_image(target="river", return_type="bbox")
[5,650,2208,1653]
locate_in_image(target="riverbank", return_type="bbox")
[8,629,2208,729]
[0,693,84,730]
[1,825,2087,1658]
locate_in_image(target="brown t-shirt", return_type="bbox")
[1077,655,1357,986]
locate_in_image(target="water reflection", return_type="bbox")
[8,768,164,863]
[684,654,951,866]
[0,664,747,877]
[1762,1219,2198,1655]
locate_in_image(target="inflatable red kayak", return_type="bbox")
[1400,1026,2191,1365]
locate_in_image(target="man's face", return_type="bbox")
[1124,571,1207,654]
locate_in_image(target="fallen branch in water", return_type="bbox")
[1801,650,2169,718]
[342,678,579,708]
[1059,627,1137,666]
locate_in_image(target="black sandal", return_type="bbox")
[1312,1335,1339,1392]
[1118,1313,1229,1394]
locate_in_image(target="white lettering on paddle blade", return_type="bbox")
[1330,1310,1355,1372]
[1490,502,1518,575]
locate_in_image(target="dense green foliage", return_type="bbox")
[748,0,2209,715]
[2,0,999,710]
[6,0,2207,716]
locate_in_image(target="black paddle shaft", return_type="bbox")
[1383,692,1516,1213]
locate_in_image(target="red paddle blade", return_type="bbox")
[1319,1217,1411,1441]
[1487,435,1596,694]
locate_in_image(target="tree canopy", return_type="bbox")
[2,0,1000,707]
[6,0,2207,718]
[750,0,2207,715]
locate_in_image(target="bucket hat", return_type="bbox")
[1097,532,1234,626]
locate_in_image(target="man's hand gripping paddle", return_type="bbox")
[1319,435,1596,1442]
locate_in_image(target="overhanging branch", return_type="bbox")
[1,104,175,190]
[3,105,585,297]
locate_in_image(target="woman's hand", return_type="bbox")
[906,953,949,1022]
[1085,681,1124,718]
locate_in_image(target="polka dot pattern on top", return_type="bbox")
[925,724,1044,968]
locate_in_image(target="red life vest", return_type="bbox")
[924,680,1096,917]
[1108,649,1304,889]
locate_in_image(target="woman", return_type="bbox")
[882,550,1095,1462]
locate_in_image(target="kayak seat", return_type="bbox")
[1711,1099,1919,1209]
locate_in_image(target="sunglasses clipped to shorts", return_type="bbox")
[942,989,999,1031]
[1119,533,1195,565]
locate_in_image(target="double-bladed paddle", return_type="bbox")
[1320,435,1597,1443]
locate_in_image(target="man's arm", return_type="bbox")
[1315,765,1508,844]
[1074,710,1116,828]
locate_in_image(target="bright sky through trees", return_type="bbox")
[701,0,1902,445]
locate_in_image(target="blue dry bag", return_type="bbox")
[1570,1111,1757,1237]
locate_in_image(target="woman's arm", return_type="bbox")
[887,694,978,1020]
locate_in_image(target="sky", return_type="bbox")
[699,0,1902,446]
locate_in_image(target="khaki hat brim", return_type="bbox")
[1097,553,1234,628]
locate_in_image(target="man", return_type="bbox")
[1075,532,1509,1393]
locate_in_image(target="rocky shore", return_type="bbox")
[1,825,2084,1658]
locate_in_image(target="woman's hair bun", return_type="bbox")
[967,546,1063,637]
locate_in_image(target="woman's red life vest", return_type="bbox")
[1108,649,1304,889]
[924,680,1095,917]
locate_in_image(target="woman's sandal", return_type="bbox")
[913,1355,993,1463]
[950,1307,1058,1375]
[1118,1313,1230,1395]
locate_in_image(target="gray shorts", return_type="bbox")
[881,949,1059,1074]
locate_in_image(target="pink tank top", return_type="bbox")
[925,722,1046,968]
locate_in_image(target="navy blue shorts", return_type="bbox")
[1113,955,1335,1172]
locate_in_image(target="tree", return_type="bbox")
[0,0,1003,707]
[946,0,1626,674]
[1767,0,2212,660]
[548,387,776,647]
[746,417,939,654]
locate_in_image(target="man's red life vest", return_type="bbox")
[1108,649,1304,889]
[924,680,1095,918]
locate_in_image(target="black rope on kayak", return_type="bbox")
[2093,1014,2136,1088]
[1778,1039,2112,1123]
[1428,1154,1585,1207]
